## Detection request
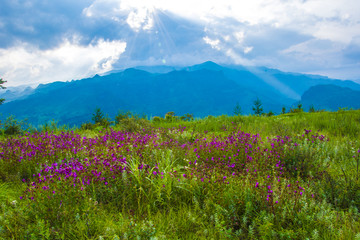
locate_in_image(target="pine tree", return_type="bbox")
[233,102,242,116]
[252,97,263,116]
[92,108,105,124]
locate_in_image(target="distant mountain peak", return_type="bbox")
[186,61,224,71]
[201,61,221,67]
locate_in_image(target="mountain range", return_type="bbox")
[0,85,34,103]
[301,84,360,110]
[1,61,360,127]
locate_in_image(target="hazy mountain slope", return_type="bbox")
[0,86,34,103]
[301,84,360,110]
[189,61,360,100]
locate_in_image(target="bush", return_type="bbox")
[267,111,275,117]
[183,113,194,121]
[1,116,27,135]
[165,112,176,122]
[289,102,304,114]
[153,116,163,122]
[309,105,315,113]
[115,110,150,132]
[80,122,95,130]
[115,110,132,125]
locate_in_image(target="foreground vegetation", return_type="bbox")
[1,110,360,239]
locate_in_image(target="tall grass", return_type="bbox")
[1,110,360,239]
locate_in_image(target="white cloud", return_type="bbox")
[126,8,154,32]
[234,32,245,43]
[0,38,127,86]
[86,0,360,43]
[82,0,122,18]
[83,0,156,31]
[310,21,360,44]
[243,46,253,54]
[203,36,221,50]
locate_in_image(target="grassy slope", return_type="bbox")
[1,110,360,239]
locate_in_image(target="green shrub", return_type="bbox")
[153,116,163,122]
[115,110,132,124]
[267,111,275,117]
[80,122,95,130]
[309,105,315,113]
[2,116,26,135]
[165,112,176,122]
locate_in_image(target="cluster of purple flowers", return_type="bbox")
[0,127,321,206]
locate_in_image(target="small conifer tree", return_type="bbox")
[92,108,104,124]
[252,97,263,116]
[92,107,110,127]
[233,102,242,116]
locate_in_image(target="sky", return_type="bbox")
[0,0,360,87]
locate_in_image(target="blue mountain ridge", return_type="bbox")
[1,61,359,127]
[301,84,360,110]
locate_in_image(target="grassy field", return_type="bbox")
[1,110,360,239]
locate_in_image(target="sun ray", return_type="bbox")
[151,9,178,64]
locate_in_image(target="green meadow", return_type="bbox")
[1,110,360,239]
